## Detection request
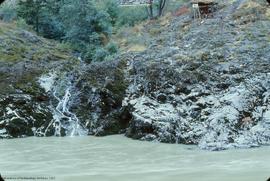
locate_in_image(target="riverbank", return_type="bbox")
[0,0,270,151]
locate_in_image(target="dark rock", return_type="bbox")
[157,93,167,103]
[1,0,270,152]
[0,95,54,138]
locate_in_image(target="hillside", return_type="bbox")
[0,22,77,138]
[76,0,270,150]
[0,0,270,151]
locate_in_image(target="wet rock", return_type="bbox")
[157,93,167,103]
[1,0,270,152]
[0,94,54,138]
[116,0,270,150]
[0,23,78,138]
[74,58,131,136]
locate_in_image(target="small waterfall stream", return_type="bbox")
[52,86,88,137]
[39,71,88,137]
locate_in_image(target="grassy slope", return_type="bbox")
[0,21,76,95]
[0,21,71,63]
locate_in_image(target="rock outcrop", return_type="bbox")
[77,0,270,150]
[1,0,270,150]
[120,0,270,150]
[0,22,77,138]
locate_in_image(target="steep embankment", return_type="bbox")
[0,0,270,151]
[0,22,77,138]
[125,0,270,150]
[74,0,270,150]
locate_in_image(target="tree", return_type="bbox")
[59,0,112,61]
[158,0,167,16]
[39,0,64,39]
[99,0,119,25]
[17,0,45,34]
[16,0,123,62]
[147,0,167,19]
[147,0,154,19]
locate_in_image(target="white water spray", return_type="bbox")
[53,87,88,137]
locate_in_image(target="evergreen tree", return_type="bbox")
[59,0,112,61]
[17,0,45,34]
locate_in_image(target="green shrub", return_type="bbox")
[15,0,148,62]
[106,42,118,54]
[0,5,17,22]
[15,18,31,30]
[116,6,148,27]
[93,48,109,62]
[97,0,120,25]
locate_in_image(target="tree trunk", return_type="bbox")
[148,0,154,19]
[35,2,40,34]
[158,0,167,17]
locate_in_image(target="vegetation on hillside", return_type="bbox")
[0,0,155,62]
[0,0,189,62]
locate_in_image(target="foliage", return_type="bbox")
[59,0,113,61]
[0,4,17,22]
[116,6,148,27]
[92,48,109,62]
[96,0,120,25]
[147,0,168,19]
[17,0,44,33]
[15,0,148,62]
[97,0,148,28]
[106,42,118,54]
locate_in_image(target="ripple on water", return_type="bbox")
[0,135,269,181]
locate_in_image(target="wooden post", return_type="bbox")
[191,0,217,19]
[192,3,201,19]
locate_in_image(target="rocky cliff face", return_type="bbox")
[0,0,270,150]
[118,0,270,150]
[0,22,77,138]
[77,0,270,150]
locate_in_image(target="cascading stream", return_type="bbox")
[52,84,88,137]
[38,57,88,137]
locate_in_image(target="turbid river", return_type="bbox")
[0,135,269,181]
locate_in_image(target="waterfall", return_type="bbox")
[52,86,88,137]
[38,58,88,137]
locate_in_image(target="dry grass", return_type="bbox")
[127,44,147,52]
[0,21,75,63]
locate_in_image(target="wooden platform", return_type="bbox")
[191,0,218,18]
